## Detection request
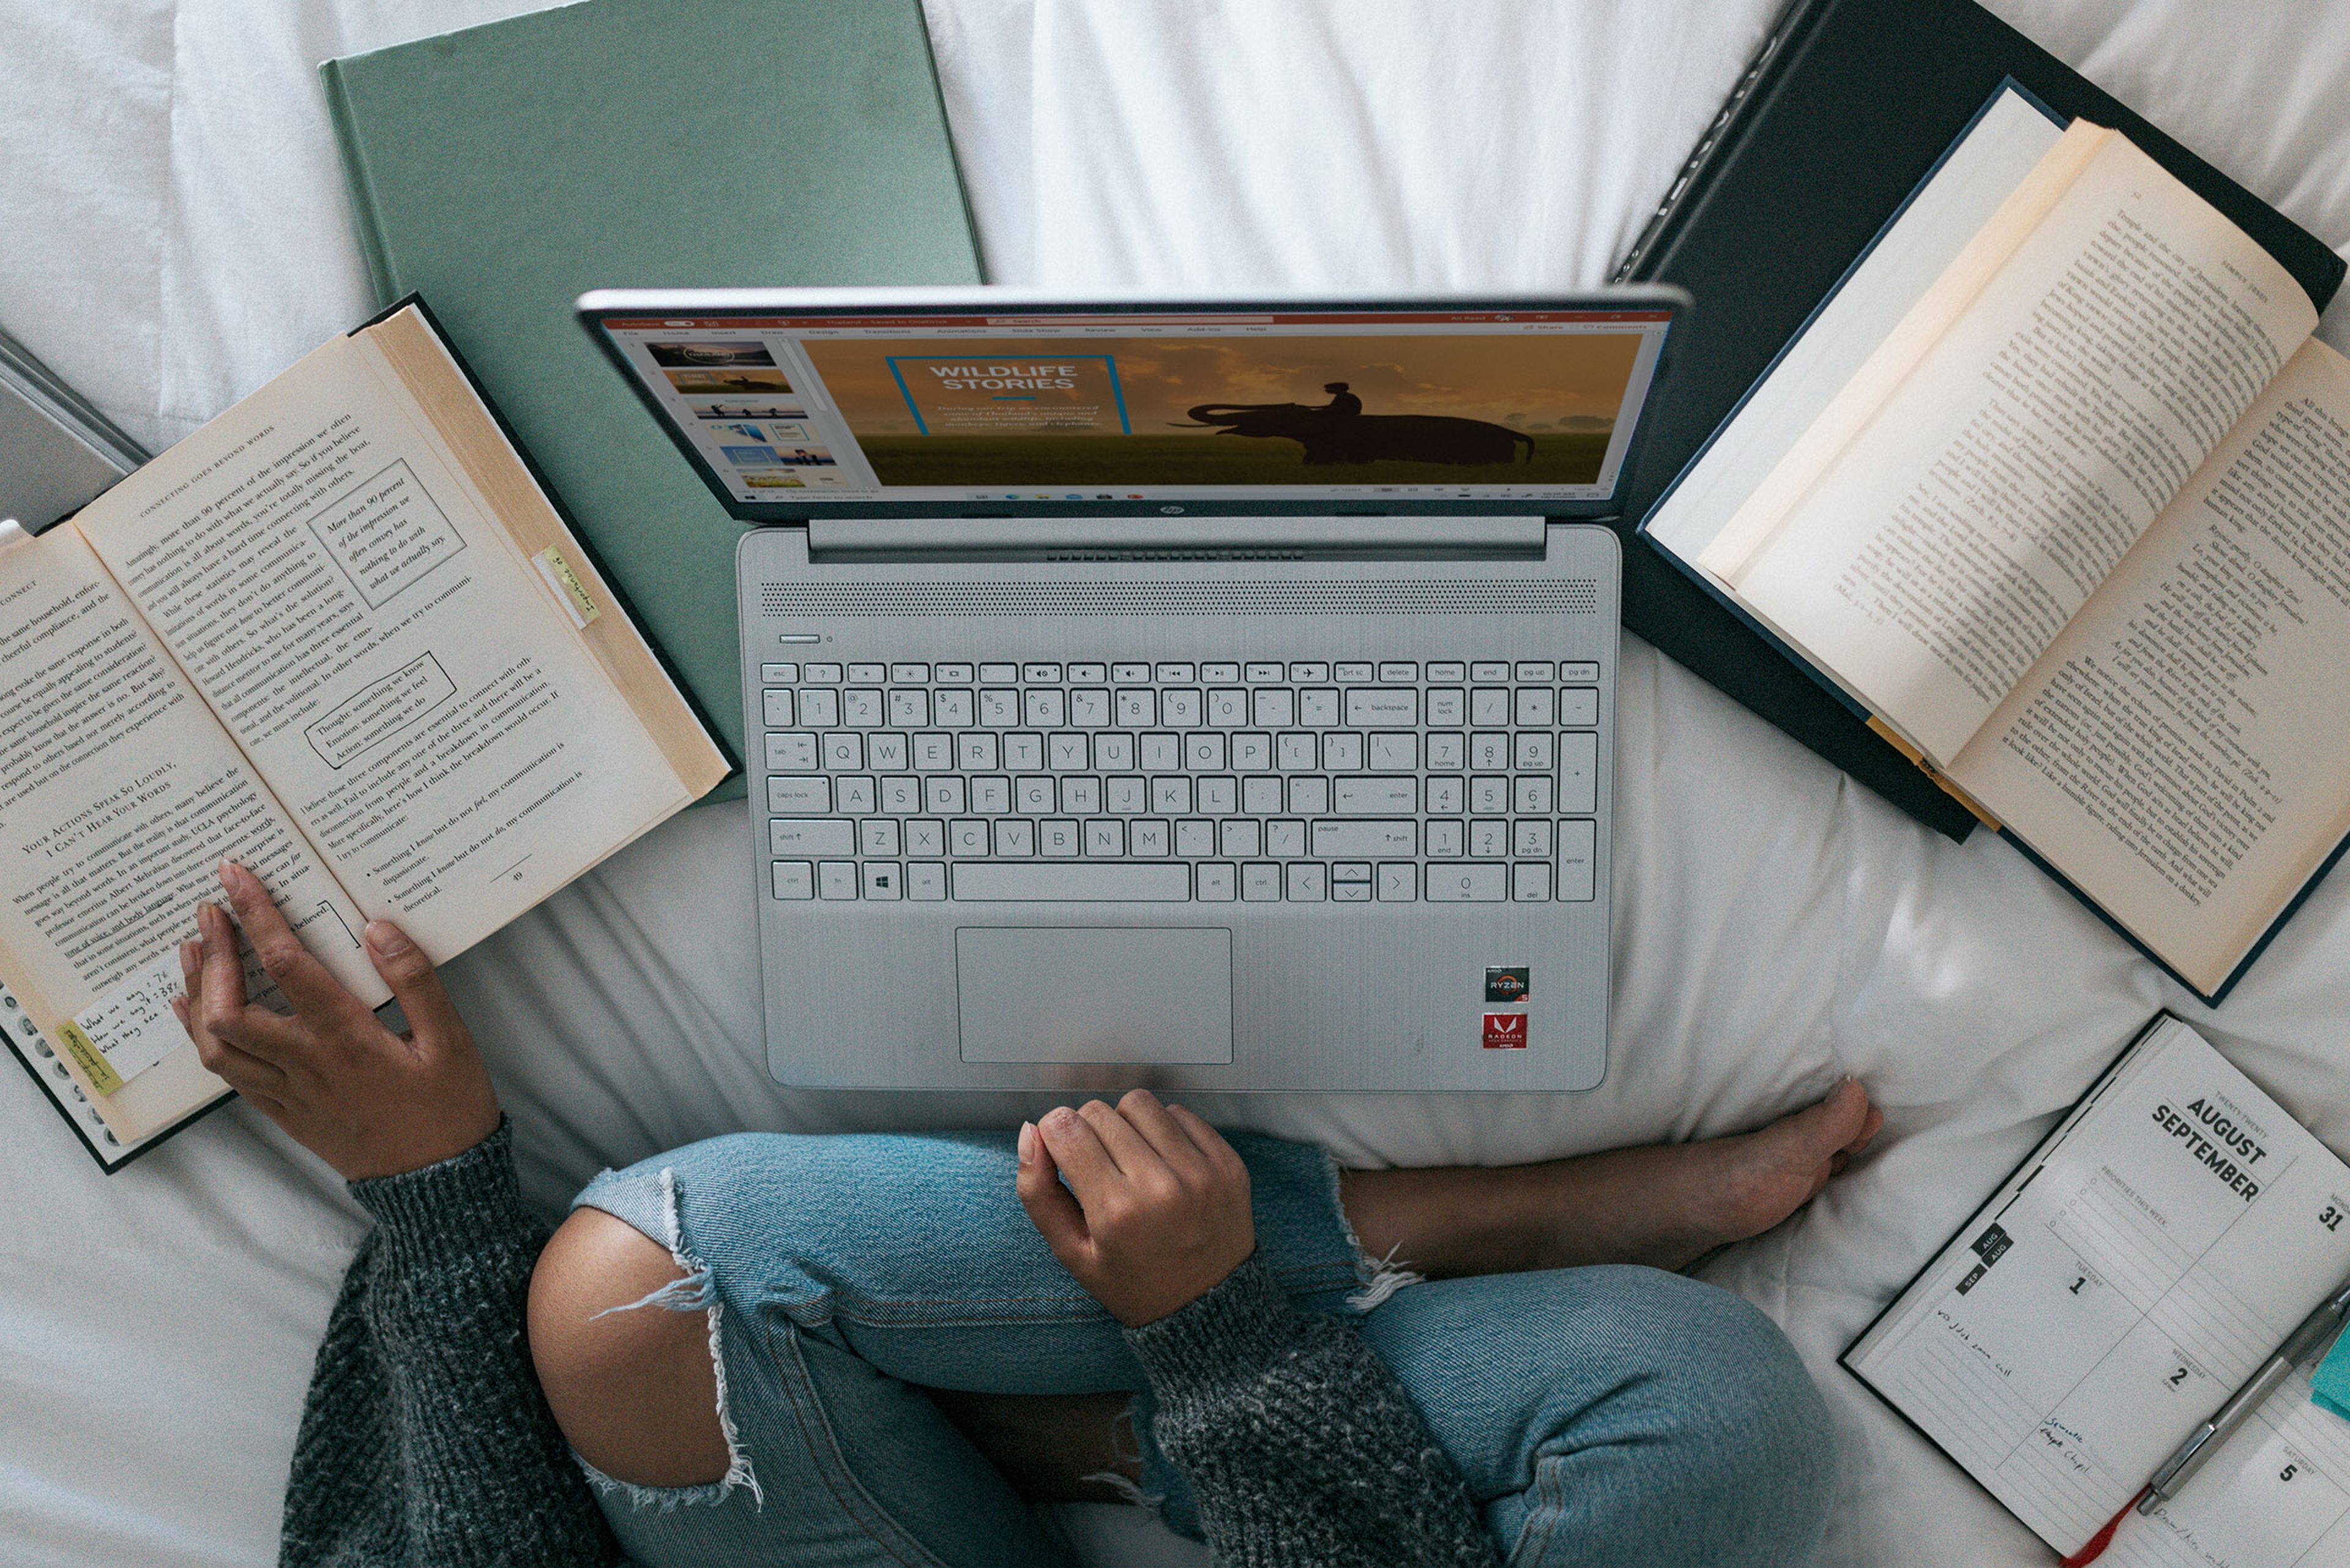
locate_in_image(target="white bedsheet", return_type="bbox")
[4,3,2350,1564]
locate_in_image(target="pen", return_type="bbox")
[2138,1277,2350,1514]
[2062,1277,2350,1568]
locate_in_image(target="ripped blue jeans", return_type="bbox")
[573,1131,1835,1567]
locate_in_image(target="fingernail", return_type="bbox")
[217,859,239,891]
[1017,1122,1035,1164]
[365,920,411,957]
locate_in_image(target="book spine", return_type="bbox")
[1614,0,1826,283]
[319,59,400,307]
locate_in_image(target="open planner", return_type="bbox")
[1641,84,2350,1002]
[0,300,728,1168]
[1846,1015,2350,1564]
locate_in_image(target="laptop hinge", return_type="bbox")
[805,515,1549,560]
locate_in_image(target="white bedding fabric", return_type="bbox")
[5,3,2350,1564]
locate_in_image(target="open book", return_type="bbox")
[0,301,728,1168]
[1643,86,2350,1001]
[1846,1015,2350,1563]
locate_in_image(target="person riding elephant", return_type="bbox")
[1319,381,1362,418]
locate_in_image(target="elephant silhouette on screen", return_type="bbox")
[1173,401,1535,466]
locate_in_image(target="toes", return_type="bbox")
[1788,1078,1871,1153]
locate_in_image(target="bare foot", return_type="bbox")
[1340,1079,1885,1278]
[1625,1077,1886,1268]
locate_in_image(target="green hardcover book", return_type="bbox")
[322,0,984,791]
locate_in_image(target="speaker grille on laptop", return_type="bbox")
[758,579,1600,617]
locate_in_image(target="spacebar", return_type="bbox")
[953,864,1190,900]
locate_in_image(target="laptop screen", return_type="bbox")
[580,291,1681,516]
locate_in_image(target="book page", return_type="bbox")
[73,323,693,964]
[2107,1359,2350,1567]
[1949,341,2350,995]
[1846,1018,2350,1556]
[1709,129,2316,764]
[1649,91,2065,563]
[0,526,377,1131]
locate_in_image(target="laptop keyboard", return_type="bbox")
[759,658,1600,904]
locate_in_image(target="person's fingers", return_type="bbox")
[192,905,315,1063]
[1850,1103,1886,1152]
[218,862,366,1028]
[364,919,463,1055]
[180,990,291,1097]
[1076,1097,1160,1179]
[178,935,206,1036]
[1165,1103,1245,1176]
[1015,1121,1092,1264]
[1036,1105,1122,1203]
[1116,1088,1212,1174]
[196,900,250,1023]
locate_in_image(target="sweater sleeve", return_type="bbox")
[1123,1254,1499,1568]
[279,1120,620,1568]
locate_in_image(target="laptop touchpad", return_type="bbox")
[956,927,1233,1064]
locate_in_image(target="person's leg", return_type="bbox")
[1338,1077,1881,1275]
[1353,1265,1836,1568]
[880,1083,1877,1544]
[531,1083,1873,1562]
[528,1121,1363,1566]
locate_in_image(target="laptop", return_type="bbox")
[577,287,1687,1092]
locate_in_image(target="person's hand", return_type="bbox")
[174,861,501,1182]
[1015,1088,1255,1327]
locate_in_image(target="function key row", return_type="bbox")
[759,660,1603,685]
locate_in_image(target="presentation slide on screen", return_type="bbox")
[603,313,1666,502]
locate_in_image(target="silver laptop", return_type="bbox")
[578,287,1687,1092]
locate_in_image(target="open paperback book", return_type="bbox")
[1642,84,2350,1001]
[0,300,729,1168]
[1846,1014,2350,1564]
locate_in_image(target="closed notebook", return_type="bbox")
[320,0,985,786]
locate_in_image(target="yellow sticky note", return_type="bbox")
[533,546,600,629]
[56,1021,124,1096]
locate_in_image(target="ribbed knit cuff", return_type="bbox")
[1124,1252,1305,1391]
[347,1118,538,1272]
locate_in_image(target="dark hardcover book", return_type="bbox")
[1612,0,2346,842]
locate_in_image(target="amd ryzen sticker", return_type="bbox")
[1482,1012,1528,1050]
[1485,966,1530,1003]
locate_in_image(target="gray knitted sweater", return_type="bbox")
[281,1124,1496,1567]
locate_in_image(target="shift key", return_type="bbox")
[1311,820,1416,857]
[1557,732,1597,813]
[770,818,856,856]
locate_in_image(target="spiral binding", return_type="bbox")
[0,977,126,1160]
